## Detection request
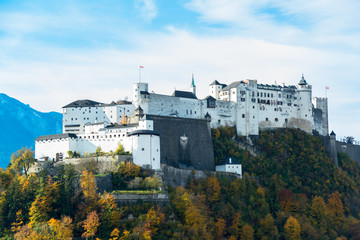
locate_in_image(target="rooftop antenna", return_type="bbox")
[139,66,144,83]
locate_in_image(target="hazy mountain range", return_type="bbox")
[0,93,62,169]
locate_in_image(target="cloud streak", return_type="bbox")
[0,0,359,139]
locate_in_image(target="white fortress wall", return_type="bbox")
[35,138,71,160]
[204,100,237,128]
[140,93,202,119]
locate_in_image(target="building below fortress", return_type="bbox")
[35,75,329,170]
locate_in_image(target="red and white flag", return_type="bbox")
[140,66,144,68]
[325,86,330,90]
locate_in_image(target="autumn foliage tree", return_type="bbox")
[29,177,60,226]
[82,210,100,239]
[10,148,35,177]
[284,216,301,240]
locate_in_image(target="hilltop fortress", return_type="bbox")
[35,75,329,170]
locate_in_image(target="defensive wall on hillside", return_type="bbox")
[162,164,241,187]
[320,133,360,165]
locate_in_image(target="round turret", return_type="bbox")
[299,74,308,85]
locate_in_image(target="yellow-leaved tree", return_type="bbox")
[81,170,98,204]
[284,216,301,240]
[240,224,254,240]
[29,177,60,226]
[10,148,35,177]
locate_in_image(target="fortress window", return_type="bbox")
[275,118,278,122]
[266,118,269,121]
[241,98,245,102]
[305,114,307,117]
[218,120,221,124]
[71,118,73,120]
[287,103,291,106]
[190,110,192,114]
[274,108,277,111]
[253,106,255,109]
[142,148,144,151]
[267,93,270,97]
[186,110,188,114]
[252,92,255,97]
[279,94,281,98]
[271,94,273,98]
[242,114,245,118]
[75,118,77,120]
[261,93,263,97]
[195,111,197,114]
[257,92,259,97]
[127,110,129,112]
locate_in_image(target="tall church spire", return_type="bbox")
[190,74,196,96]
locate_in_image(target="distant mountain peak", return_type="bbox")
[0,93,62,168]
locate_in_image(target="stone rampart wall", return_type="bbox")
[148,115,215,171]
[162,164,240,187]
[29,155,132,175]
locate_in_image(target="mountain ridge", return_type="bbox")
[0,93,62,168]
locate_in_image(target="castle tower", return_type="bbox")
[296,74,313,133]
[312,97,329,136]
[133,82,148,106]
[329,131,339,166]
[209,80,223,99]
[190,74,196,96]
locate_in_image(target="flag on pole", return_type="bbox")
[325,86,330,90]
[140,66,144,68]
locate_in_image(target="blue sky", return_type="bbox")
[1,0,360,139]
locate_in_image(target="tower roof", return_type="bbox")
[299,74,308,85]
[210,80,221,86]
[330,131,336,136]
[191,74,196,87]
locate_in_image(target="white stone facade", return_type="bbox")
[35,74,328,171]
[35,119,161,170]
[136,75,326,136]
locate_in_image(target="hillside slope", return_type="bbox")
[0,93,62,168]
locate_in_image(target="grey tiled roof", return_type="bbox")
[63,99,103,108]
[172,90,197,99]
[35,133,78,141]
[221,81,244,91]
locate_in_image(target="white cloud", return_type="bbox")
[135,0,158,21]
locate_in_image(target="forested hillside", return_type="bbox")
[0,128,359,239]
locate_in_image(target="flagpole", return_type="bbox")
[139,66,141,83]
